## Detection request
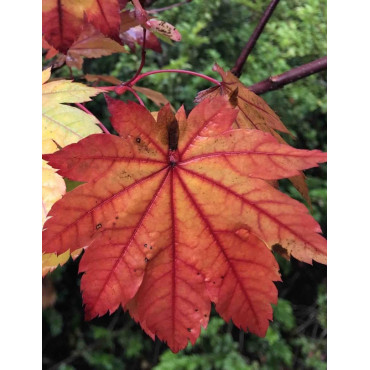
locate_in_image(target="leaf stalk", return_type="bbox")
[75,103,110,134]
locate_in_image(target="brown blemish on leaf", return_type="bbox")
[228,87,239,107]
[168,118,179,151]
[271,243,290,260]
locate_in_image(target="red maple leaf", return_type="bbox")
[43,96,326,352]
[43,0,121,53]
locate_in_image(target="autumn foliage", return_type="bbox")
[42,0,327,353]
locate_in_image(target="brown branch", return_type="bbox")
[248,56,327,95]
[231,0,280,77]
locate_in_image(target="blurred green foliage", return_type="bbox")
[43,0,326,368]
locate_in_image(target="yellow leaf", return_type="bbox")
[42,68,51,84]
[42,70,102,276]
[42,103,101,150]
[42,249,83,277]
[42,159,78,277]
[42,160,66,224]
[42,80,101,105]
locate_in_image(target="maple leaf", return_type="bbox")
[84,74,174,110]
[42,37,59,60]
[132,86,175,111]
[66,24,127,70]
[42,68,102,275]
[42,0,121,54]
[120,10,162,53]
[42,69,102,145]
[121,25,163,53]
[146,19,182,42]
[119,8,181,53]
[195,64,289,133]
[42,96,326,352]
[196,63,313,203]
[85,74,123,85]
[42,159,65,226]
[128,0,181,42]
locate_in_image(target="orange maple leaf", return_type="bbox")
[66,24,127,69]
[196,63,313,203]
[42,0,121,53]
[43,96,326,352]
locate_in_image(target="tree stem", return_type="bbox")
[126,86,145,106]
[129,69,221,86]
[123,28,147,87]
[248,56,327,95]
[231,0,280,77]
[75,103,110,134]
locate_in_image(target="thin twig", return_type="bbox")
[227,321,233,334]
[231,0,280,77]
[152,337,161,366]
[147,0,192,13]
[75,103,110,134]
[47,328,124,370]
[123,28,147,87]
[114,68,220,95]
[130,69,221,86]
[239,330,245,353]
[126,86,145,106]
[107,309,121,331]
[248,56,327,95]
[102,56,326,98]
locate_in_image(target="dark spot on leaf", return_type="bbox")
[136,137,141,143]
[168,117,179,150]
[229,87,239,107]
[271,243,290,260]
[96,223,102,230]
[51,139,62,150]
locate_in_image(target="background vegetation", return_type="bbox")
[43,0,327,368]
